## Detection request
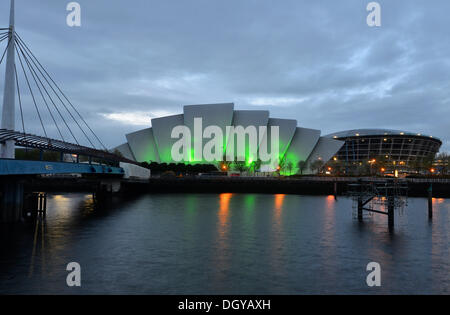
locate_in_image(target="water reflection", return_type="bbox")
[271,194,285,278]
[213,193,233,285]
[26,194,93,280]
[325,195,335,209]
[321,195,337,285]
[243,195,256,235]
[22,193,140,282]
[28,218,43,278]
[431,198,449,292]
[218,193,232,236]
[1,193,449,294]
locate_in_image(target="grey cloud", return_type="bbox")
[0,0,448,150]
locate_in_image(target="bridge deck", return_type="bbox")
[0,129,137,165]
[0,159,124,176]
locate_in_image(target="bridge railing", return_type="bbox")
[0,128,137,165]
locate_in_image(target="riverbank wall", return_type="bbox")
[121,177,450,198]
[22,176,450,198]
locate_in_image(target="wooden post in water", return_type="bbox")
[43,193,47,217]
[428,184,433,219]
[388,195,394,228]
[37,193,47,217]
[357,197,363,222]
[357,179,363,221]
[333,180,338,200]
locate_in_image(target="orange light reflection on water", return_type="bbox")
[271,194,286,276]
[274,194,285,220]
[217,193,233,243]
[219,193,232,227]
[214,193,233,283]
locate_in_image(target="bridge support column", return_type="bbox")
[0,181,24,223]
[93,180,121,205]
[0,0,16,159]
[97,180,121,193]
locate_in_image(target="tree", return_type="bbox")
[247,158,261,174]
[113,149,124,158]
[250,158,262,173]
[233,159,248,173]
[436,152,449,175]
[277,156,286,174]
[327,159,345,176]
[297,160,307,175]
[310,159,324,175]
[286,161,293,175]
[409,159,422,174]
[423,155,435,174]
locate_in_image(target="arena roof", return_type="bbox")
[324,129,441,142]
[113,103,345,174]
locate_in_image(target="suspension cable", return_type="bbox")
[15,37,93,147]
[16,41,78,144]
[15,36,97,148]
[15,33,107,150]
[14,64,26,135]
[16,43,66,142]
[0,34,12,65]
[0,34,9,42]
[15,42,48,138]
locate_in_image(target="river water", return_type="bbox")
[0,193,448,294]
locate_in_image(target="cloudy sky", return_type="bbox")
[0,0,449,151]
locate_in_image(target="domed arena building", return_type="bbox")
[324,129,442,174]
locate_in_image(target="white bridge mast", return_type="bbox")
[0,0,16,159]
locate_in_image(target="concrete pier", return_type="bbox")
[0,181,24,222]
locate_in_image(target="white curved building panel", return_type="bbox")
[231,110,269,129]
[305,137,344,174]
[284,127,321,174]
[183,103,234,162]
[259,118,297,171]
[111,142,135,161]
[151,114,184,163]
[263,118,297,156]
[126,127,160,163]
[228,110,270,160]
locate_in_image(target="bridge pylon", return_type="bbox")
[0,0,16,159]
